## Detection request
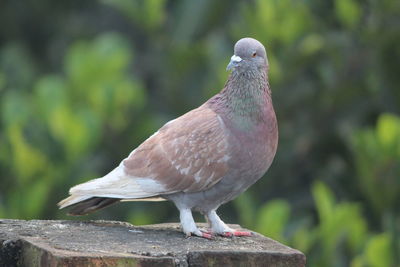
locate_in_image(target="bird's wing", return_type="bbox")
[60,104,230,208]
[122,104,230,194]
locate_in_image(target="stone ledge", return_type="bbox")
[0,219,306,267]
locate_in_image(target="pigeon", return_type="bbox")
[58,37,278,239]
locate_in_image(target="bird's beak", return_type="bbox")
[226,55,242,71]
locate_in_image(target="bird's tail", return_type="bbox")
[58,165,167,215]
[59,196,120,215]
[58,195,166,215]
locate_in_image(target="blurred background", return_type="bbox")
[0,0,399,266]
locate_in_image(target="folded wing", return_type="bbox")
[123,104,230,193]
[59,104,230,209]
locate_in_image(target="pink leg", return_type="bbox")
[181,208,213,239]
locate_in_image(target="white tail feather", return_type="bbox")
[59,165,167,209]
[58,195,93,209]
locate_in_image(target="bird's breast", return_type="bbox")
[226,107,278,179]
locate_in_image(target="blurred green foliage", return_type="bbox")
[352,114,400,216]
[244,181,394,267]
[0,0,399,266]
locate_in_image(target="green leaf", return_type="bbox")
[62,32,145,131]
[128,210,154,225]
[23,179,51,219]
[351,113,400,215]
[240,0,311,45]
[299,34,325,56]
[234,192,256,229]
[7,125,48,183]
[365,233,393,267]
[376,113,400,151]
[34,74,68,120]
[49,105,100,159]
[335,0,361,29]
[256,199,290,242]
[291,226,316,253]
[1,91,31,127]
[65,32,132,91]
[312,181,334,223]
[102,0,166,30]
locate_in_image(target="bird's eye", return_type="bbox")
[252,52,257,57]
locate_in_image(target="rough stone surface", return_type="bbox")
[0,219,306,267]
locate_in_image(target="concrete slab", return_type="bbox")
[0,219,306,267]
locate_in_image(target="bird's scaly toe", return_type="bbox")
[185,229,213,239]
[220,230,252,237]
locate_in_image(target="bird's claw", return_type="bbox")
[199,229,214,239]
[201,232,213,239]
[185,230,213,239]
[221,230,252,237]
[185,229,251,239]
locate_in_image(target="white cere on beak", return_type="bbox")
[226,54,243,71]
[231,55,242,63]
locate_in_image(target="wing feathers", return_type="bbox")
[59,105,231,211]
[123,105,230,193]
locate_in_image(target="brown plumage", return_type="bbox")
[59,37,278,238]
[123,106,229,192]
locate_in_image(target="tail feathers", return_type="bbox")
[61,197,120,215]
[58,165,168,215]
[58,195,92,209]
[67,166,165,199]
[58,195,167,215]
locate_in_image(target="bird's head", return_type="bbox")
[226,38,268,73]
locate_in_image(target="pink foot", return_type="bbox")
[199,229,214,239]
[201,232,213,239]
[221,231,252,237]
[185,231,213,239]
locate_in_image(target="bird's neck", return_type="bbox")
[215,68,272,130]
